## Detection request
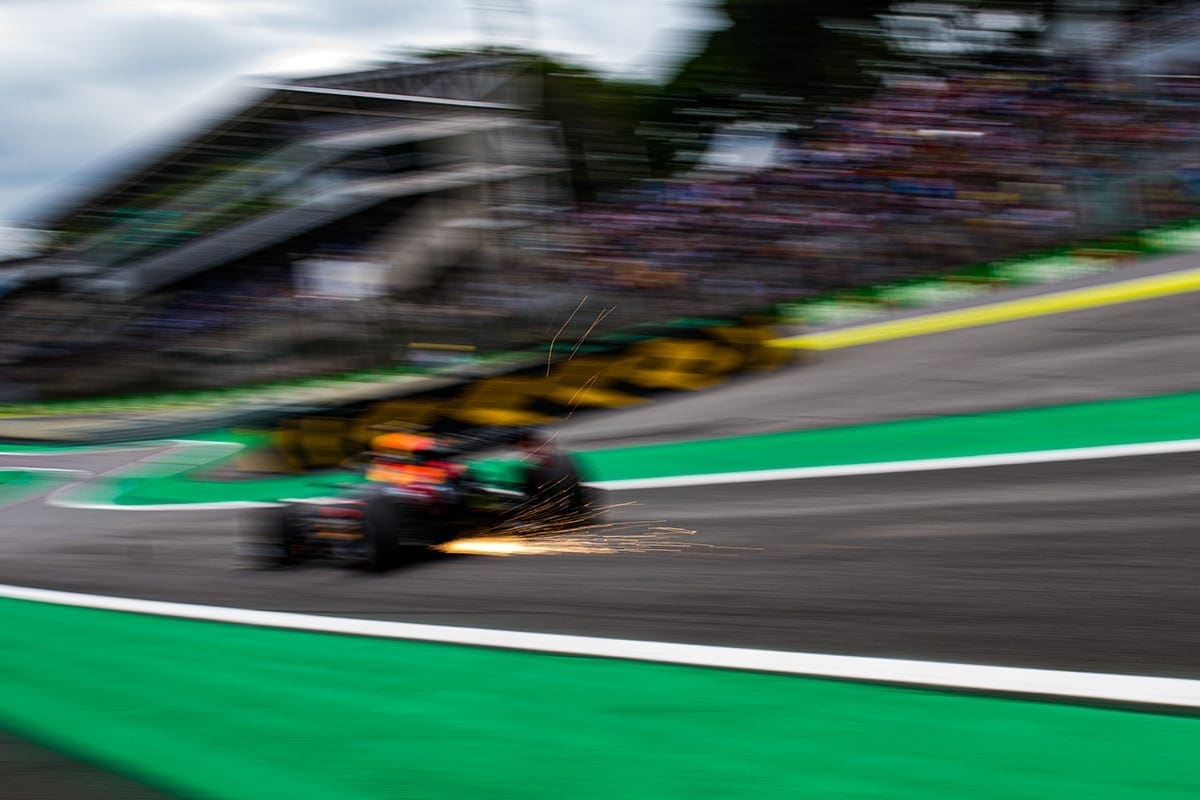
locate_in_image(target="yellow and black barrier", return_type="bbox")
[269,319,795,471]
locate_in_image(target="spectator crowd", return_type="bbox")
[521,66,1200,314]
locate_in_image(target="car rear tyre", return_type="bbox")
[526,450,597,522]
[258,506,303,567]
[363,494,402,570]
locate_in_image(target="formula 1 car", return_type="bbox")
[256,427,599,570]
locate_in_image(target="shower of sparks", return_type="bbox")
[542,306,562,337]
[567,306,615,361]
[436,522,703,557]
[546,296,588,376]
[438,535,616,556]
[562,373,602,420]
[435,496,755,558]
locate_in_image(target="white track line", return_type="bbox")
[1,582,1197,709]
[587,438,1200,490]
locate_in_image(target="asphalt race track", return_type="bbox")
[2,729,173,800]
[559,287,1200,447]
[4,452,1200,679]
[3,290,1200,681]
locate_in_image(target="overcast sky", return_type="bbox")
[0,0,721,226]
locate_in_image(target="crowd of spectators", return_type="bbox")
[521,65,1200,313]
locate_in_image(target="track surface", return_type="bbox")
[0,729,173,800]
[3,455,1199,679]
[4,452,1200,678]
[2,289,1199,679]
[560,289,1200,447]
[3,269,1200,797]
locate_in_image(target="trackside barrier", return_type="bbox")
[269,320,794,471]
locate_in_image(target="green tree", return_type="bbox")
[537,59,659,200]
[644,0,892,172]
[419,48,659,199]
[671,0,890,102]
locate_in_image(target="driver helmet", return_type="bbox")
[371,432,436,462]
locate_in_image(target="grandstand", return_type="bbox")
[0,54,568,397]
[39,54,562,297]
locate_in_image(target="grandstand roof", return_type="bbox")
[37,54,530,233]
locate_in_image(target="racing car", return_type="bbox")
[256,427,599,570]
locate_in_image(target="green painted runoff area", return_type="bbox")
[577,389,1200,480]
[1,597,1197,800]
[0,470,55,505]
[60,389,1200,506]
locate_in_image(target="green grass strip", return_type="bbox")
[1,597,1197,800]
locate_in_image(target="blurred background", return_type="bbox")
[3,0,1200,401]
